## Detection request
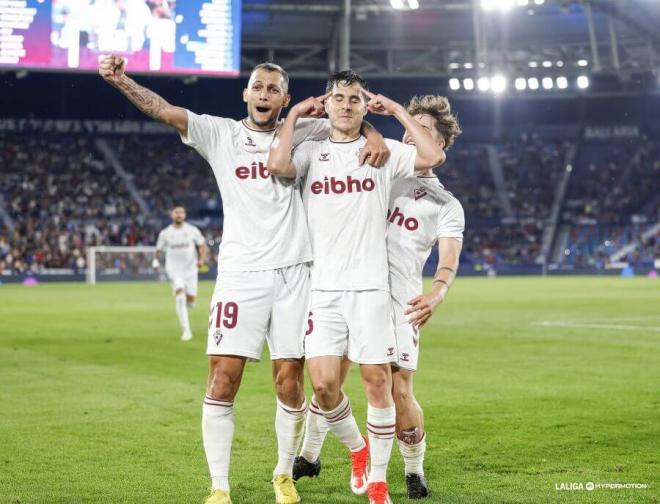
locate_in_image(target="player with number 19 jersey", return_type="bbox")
[180,112,329,359]
[387,176,464,370]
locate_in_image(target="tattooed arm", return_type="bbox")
[99,55,187,136]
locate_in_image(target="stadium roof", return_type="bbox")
[241,0,660,82]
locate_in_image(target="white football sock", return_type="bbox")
[366,404,396,483]
[300,395,330,463]
[398,434,426,475]
[273,398,307,476]
[321,394,365,452]
[175,291,190,332]
[202,396,234,491]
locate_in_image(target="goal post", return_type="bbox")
[86,246,158,285]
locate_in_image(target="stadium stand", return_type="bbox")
[1,127,658,277]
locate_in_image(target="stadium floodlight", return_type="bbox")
[517,0,529,5]
[491,74,507,94]
[390,0,419,8]
[542,60,552,68]
[534,0,544,4]
[577,59,588,67]
[515,77,527,90]
[477,77,491,91]
[556,76,568,89]
[528,77,539,90]
[556,60,564,67]
[449,78,461,91]
[449,62,460,70]
[528,61,538,68]
[481,0,514,11]
[542,77,554,89]
[463,78,475,90]
[464,62,474,69]
[577,75,589,89]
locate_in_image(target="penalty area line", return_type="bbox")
[531,321,660,333]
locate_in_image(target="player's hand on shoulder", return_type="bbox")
[360,136,390,167]
[290,92,331,119]
[98,55,126,84]
[361,88,403,116]
[405,292,444,329]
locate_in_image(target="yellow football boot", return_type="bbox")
[272,474,301,504]
[203,488,232,504]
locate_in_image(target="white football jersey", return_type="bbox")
[156,222,205,269]
[293,137,416,291]
[181,112,330,272]
[387,176,464,305]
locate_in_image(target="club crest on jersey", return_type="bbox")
[414,187,427,200]
[244,136,256,147]
[214,330,223,346]
[319,152,330,162]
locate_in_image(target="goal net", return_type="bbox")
[86,246,160,284]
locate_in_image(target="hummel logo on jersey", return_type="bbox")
[387,206,419,231]
[414,187,427,200]
[319,153,330,161]
[310,176,376,195]
[235,161,270,179]
[245,136,256,147]
[401,352,410,362]
[387,347,395,357]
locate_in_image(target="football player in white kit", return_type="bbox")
[292,95,464,500]
[99,57,389,504]
[153,205,207,341]
[268,71,445,504]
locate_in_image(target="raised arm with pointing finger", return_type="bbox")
[99,55,188,136]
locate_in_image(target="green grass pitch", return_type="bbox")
[1,277,658,504]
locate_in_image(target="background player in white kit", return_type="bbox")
[99,57,389,504]
[153,205,207,341]
[268,71,445,504]
[292,95,464,500]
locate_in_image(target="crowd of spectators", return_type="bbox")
[563,137,660,225]
[1,130,657,276]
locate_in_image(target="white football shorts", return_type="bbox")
[167,265,198,297]
[206,263,310,361]
[391,296,420,371]
[304,290,397,365]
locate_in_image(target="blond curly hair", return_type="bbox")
[406,95,462,150]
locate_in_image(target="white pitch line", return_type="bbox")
[532,321,660,333]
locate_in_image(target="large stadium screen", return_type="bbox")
[0,0,241,76]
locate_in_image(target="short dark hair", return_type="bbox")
[406,95,462,150]
[172,204,186,211]
[325,69,368,93]
[251,62,289,91]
